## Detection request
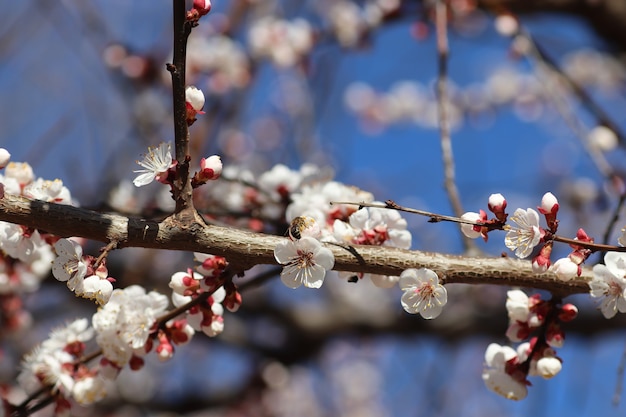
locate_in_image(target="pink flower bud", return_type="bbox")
[460,211,487,240]
[488,193,508,222]
[488,193,507,211]
[539,192,558,215]
[558,303,578,322]
[185,86,205,112]
[193,0,212,16]
[531,242,552,273]
[199,155,222,181]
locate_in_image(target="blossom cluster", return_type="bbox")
[589,251,626,319]
[248,17,314,68]
[0,150,76,334]
[51,239,115,305]
[482,290,577,400]
[17,319,105,410]
[17,251,242,412]
[170,253,241,338]
[462,192,595,281]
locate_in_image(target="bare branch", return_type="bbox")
[167,0,194,212]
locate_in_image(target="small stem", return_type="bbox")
[93,240,118,268]
[332,200,626,253]
[331,200,504,229]
[434,0,473,251]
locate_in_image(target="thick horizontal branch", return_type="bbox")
[0,194,592,295]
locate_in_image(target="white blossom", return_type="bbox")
[77,275,114,306]
[92,285,168,366]
[133,142,173,187]
[399,268,447,319]
[590,252,626,319]
[505,290,529,322]
[482,343,528,400]
[274,237,335,289]
[51,239,87,291]
[504,208,541,258]
[23,178,72,204]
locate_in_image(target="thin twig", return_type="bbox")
[332,199,626,253]
[331,200,491,226]
[93,240,118,269]
[614,339,626,406]
[434,0,474,252]
[603,193,626,246]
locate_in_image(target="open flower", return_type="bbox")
[92,285,168,367]
[504,208,542,258]
[274,237,334,289]
[590,252,626,318]
[399,268,447,319]
[133,143,174,187]
[482,343,528,400]
[51,239,87,291]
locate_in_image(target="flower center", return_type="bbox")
[294,250,314,268]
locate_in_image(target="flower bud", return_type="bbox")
[0,148,10,169]
[185,86,205,112]
[193,0,212,16]
[199,155,222,181]
[558,303,578,322]
[488,193,508,222]
[536,356,562,379]
[460,211,483,239]
[539,192,559,215]
[551,257,579,281]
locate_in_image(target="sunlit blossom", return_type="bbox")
[590,252,626,319]
[504,208,542,258]
[92,285,168,366]
[51,239,87,291]
[133,143,173,187]
[274,237,335,289]
[399,268,447,319]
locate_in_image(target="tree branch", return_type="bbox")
[0,193,592,295]
[167,0,194,212]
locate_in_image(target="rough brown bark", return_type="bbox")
[0,193,592,295]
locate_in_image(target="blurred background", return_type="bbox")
[3,0,626,415]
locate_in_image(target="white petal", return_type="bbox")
[604,252,626,278]
[274,240,297,264]
[399,268,419,290]
[133,172,155,187]
[313,246,335,270]
[280,265,303,289]
[303,264,326,289]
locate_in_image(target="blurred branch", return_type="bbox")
[435,0,474,253]
[0,193,593,294]
[478,0,626,52]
